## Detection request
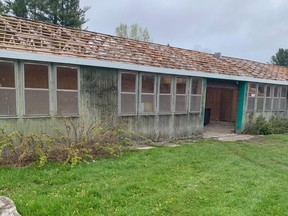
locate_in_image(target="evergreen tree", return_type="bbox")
[115,23,152,42]
[271,48,288,68]
[5,0,28,18]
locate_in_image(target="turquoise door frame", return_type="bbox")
[236,81,247,133]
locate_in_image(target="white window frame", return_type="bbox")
[139,73,157,115]
[247,83,257,112]
[23,62,50,117]
[0,60,18,118]
[118,71,138,116]
[157,74,173,114]
[189,77,203,113]
[272,85,280,112]
[264,85,272,112]
[256,84,265,112]
[55,65,80,117]
[279,86,287,112]
[174,76,188,114]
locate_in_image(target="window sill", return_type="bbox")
[0,116,19,119]
[174,112,188,115]
[23,115,51,119]
[119,113,137,117]
[55,115,80,118]
[139,113,156,116]
[189,111,201,114]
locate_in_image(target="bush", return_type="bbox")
[243,116,288,135]
[0,119,149,167]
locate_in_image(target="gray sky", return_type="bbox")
[80,0,288,63]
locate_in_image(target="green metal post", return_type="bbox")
[236,81,247,133]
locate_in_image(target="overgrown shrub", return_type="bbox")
[243,115,288,135]
[0,119,150,167]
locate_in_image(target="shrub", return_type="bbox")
[0,119,148,167]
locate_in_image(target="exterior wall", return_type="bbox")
[243,82,288,126]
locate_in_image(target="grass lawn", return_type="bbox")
[1,135,288,216]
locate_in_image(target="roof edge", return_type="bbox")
[1,50,288,85]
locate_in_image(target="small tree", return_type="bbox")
[5,0,28,18]
[271,48,288,68]
[115,23,152,42]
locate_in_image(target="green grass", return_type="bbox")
[1,135,288,215]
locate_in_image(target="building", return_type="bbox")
[0,15,287,140]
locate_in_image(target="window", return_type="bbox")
[280,86,287,111]
[120,72,137,115]
[158,75,172,113]
[190,78,202,112]
[256,84,265,112]
[140,73,156,113]
[247,83,256,112]
[57,66,79,116]
[175,77,188,113]
[24,63,49,116]
[272,86,280,111]
[265,85,272,111]
[0,61,16,117]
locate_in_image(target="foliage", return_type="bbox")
[0,119,142,167]
[2,136,288,215]
[115,23,152,42]
[243,115,288,135]
[3,0,89,28]
[271,48,288,68]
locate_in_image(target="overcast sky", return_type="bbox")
[80,0,288,63]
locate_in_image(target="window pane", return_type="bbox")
[0,62,15,88]
[274,86,279,97]
[142,74,155,93]
[121,93,136,114]
[141,95,154,112]
[248,84,256,97]
[273,98,279,111]
[266,86,271,97]
[190,95,201,112]
[121,73,136,93]
[256,98,264,112]
[280,98,286,111]
[257,85,265,97]
[57,67,78,90]
[247,97,255,111]
[159,95,171,113]
[176,77,187,94]
[175,95,187,112]
[160,75,172,94]
[24,64,48,88]
[25,90,49,115]
[265,98,271,111]
[281,86,287,98]
[191,79,202,95]
[57,91,79,116]
[0,89,16,116]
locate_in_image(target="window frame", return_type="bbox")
[157,74,173,114]
[118,71,138,116]
[174,76,188,114]
[247,83,257,112]
[0,60,18,118]
[22,62,51,117]
[189,77,203,113]
[139,73,157,115]
[256,84,265,112]
[264,85,272,112]
[272,85,280,112]
[279,86,287,112]
[55,65,80,117]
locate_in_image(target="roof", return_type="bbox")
[0,14,288,82]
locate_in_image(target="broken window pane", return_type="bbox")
[121,93,136,114]
[141,95,154,112]
[57,67,78,90]
[160,75,172,94]
[0,89,16,116]
[257,85,265,97]
[248,83,256,97]
[24,64,48,88]
[176,77,187,94]
[0,62,15,88]
[159,95,171,113]
[57,91,79,116]
[175,95,187,112]
[121,73,136,92]
[142,74,155,93]
[190,95,201,112]
[191,78,202,95]
[25,90,49,115]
